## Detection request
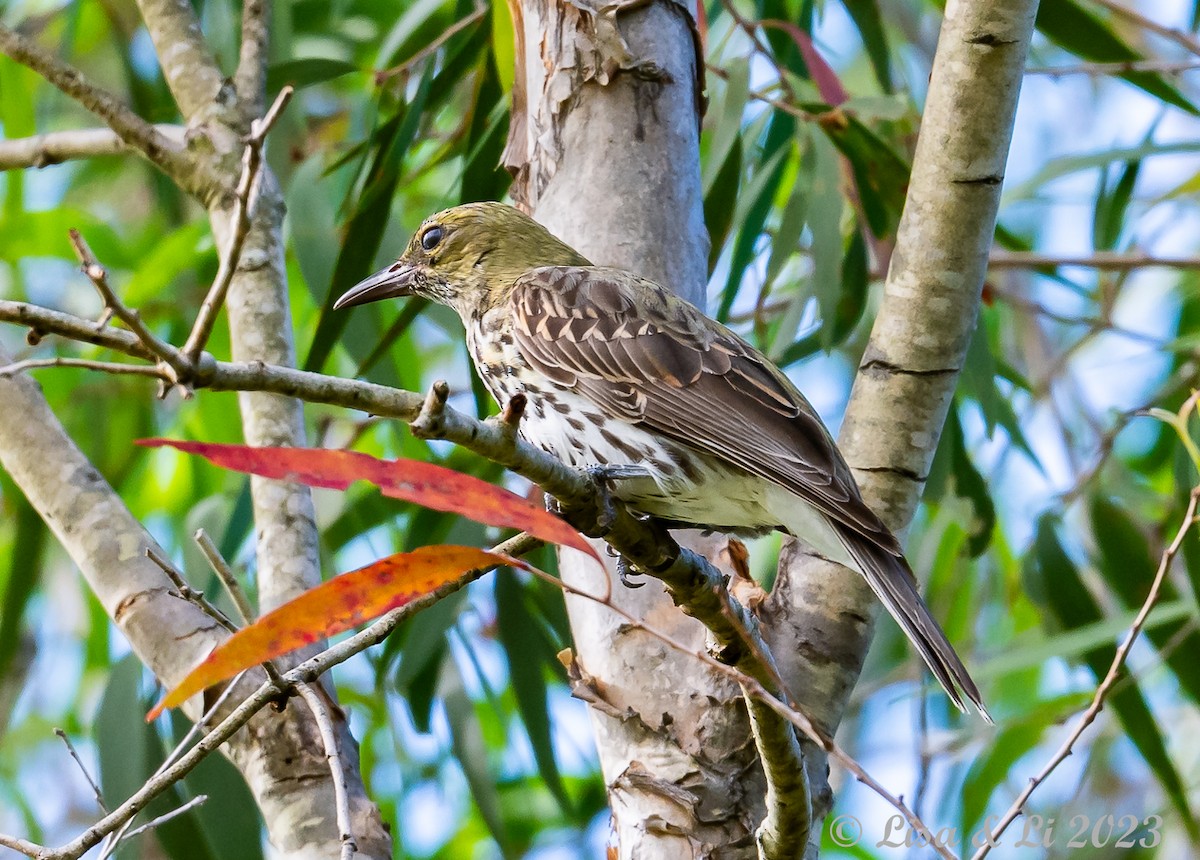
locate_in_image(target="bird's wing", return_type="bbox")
[509,266,901,555]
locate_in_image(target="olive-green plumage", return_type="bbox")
[336,201,989,721]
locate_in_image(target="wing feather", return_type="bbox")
[511,266,897,553]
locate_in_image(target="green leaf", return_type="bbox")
[443,658,511,851]
[1091,160,1139,251]
[389,589,466,731]
[764,132,810,290]
[0,492,43,683]
[704,136,743,274]
[716,111,796,322]
[960,694,1085,837]
[460,46,511,204]
[304,71,434,373]
[265,58,361,92]
[490,0,516,93]
[839,0,893,92]
[776,223,869,365]
[1003,140,1200,205]
[926,406,996,557]
[1035,0,1198,116]
[816,112,908,240]
[703,59,750,192]
[495,571,572,817]
[807,131,843,349]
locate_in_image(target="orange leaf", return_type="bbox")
[147,545,522,720]
[137,439,598,561]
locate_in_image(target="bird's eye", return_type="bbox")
[420,226,444,251]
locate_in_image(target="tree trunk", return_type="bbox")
[507,1,768,856]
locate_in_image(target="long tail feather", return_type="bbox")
[832,522,992,723]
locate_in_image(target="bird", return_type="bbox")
[334,201,989,720]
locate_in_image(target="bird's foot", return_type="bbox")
[586,464,652,485]
[616,555,645,589]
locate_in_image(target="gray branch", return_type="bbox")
[0,125,185,171]
[0,25,216,197]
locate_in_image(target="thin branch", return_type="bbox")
[67,230,192,382]
[0,833,48,859]
[0,301,155,359]
[0,289,818,855]
[182,85,294,363]
[295,683,357,860]
[145,547,239,634]
[989,250,1200,270]
[1026,59,1200,76]
[189,529,288,688]
[0,25,214,196]
[234,0,271,116]
[118,795,208,842]
[0,125,185,171]
[193,529,255,626]
[705,62,816,122]
[375,7,487,83]
[55,729,109,814]
[0,357,167,380]
[1089,0,1200,58]
[972,486,1200,859]
[4,293,811,851]
[37,531,533,860]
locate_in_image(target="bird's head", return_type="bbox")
[333,202,589,318]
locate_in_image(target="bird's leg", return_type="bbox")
[586,464,653,482]
[615,554,645,589]
[581,466,657,587]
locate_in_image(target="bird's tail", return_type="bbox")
[833,522,992,723]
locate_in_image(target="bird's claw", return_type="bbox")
[586,464,652,485]
[616,555,645,589]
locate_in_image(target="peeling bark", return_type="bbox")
[508,2,769,856]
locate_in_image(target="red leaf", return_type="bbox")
[147,546,523,720]
[137,439,599,561]
[762,20,848,107]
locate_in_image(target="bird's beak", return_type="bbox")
[333,263,417,309]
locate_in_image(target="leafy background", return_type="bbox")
[2,0,1200,856]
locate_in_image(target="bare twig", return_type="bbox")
[182,85,294,362]
[989,250,1200,270]
[191,529,288,689]
[375,7,487,83]
[0,301,155,359]
[1089,0,1200,58]
[972,486,1200,859]
[705,63,816,122]
[118,795,208,841]
[295,683,357,860]
[145,547,239,634]
[194,529,255,626]
[1026,59,1200,76]
[54,730,109,814]
[0,125,186,171]
[67,230,191,383]
[0,25,213,196]
[0,833,48,859]
[0,358,167,380]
